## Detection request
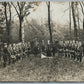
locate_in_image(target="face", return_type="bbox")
[70,40,72,44]
[4,44,7,48]
[73,40,75,43]
[13,44,15,47]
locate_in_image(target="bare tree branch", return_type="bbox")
[17,2,21,11]
[11,2,20,16]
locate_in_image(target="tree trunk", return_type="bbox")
[77,5,80,40]
[71,2,78,40]
[69,2,71,40]
[79,2,84,41]
[48,1,52,44]
[8,2,11,24]
[19,18,22,42]
[4,4,10,44]
[83,18,84,40]
[77,11,80,37]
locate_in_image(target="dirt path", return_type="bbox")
[0,54,84,82]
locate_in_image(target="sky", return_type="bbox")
[0,1,83,28]
[12,2,70,26]
[3,1,82,29]
[28,2,69,25]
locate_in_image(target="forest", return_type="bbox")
[0,1,84,81]
[0,1,84,44]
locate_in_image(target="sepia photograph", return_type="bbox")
[0,1,84,82]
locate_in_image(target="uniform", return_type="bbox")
[65,44,69,58]
[46,44,52,56]
[54,40,58,53]
[27,46,31,56]
[10,44,17,64]
[71,45,75,59]
[77,46,83,62]
[52,44,56,56]
[64,43,67,57]
[41,45,45,52]
[74,45,77,60]
[73,42,78,60]
[68,43,71,58]
[3,46,10,67]
[82,41,84,57]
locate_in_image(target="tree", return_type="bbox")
[69,2,72,39]
[71,2,78,40]
[77,3,80,38]
[46,1,53,44]
[79,2,84,40]
[11,2,34,42]
[2,2,11,44]
[0,3,6,43]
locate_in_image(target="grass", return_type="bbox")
[0,54,84,82]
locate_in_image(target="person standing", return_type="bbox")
[3,43,10,67]
[46,44,52,56]
[52,43,56,56]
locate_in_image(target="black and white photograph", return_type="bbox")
[0,1,84,82]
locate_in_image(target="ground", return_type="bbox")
[0,54,84,82]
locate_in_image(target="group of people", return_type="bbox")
[41,41,58,57]
[1,42,30,67]
[58,40,84,62]
[0,40,58,67]
[0,39,84,67]
[0,41,38,67]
